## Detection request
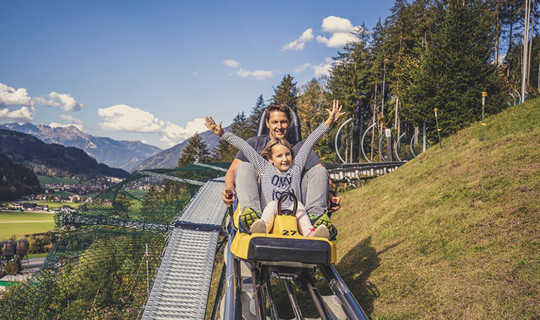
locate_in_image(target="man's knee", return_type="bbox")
[235,162,257,181]
[304,166,329,184]
[302,166,329,216]
[235,162,262,212]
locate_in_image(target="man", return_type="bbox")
[222,103,340,233]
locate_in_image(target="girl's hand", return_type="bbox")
[205,116,224,136]
[324,100,345,127]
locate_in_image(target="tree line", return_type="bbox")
[179,0,538,165]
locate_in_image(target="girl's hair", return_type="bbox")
[261,138,294,160]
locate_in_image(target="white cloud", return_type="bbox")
[160,118,206,147]
[281,28,314,51]
[98,104,209,147]
[316,16,363,48]
[235,68,274,80]
[321,16,354,33]
[497,53,506,65]
[292,58,334,78]
[224,61,273,81]
[317,32,359,48]
[98,104,163,132]
[0,83,32,106]
[0,106,34,122]
[293,63,312,73]
[0,82,83,112]
[223,59,240,67]
[49,114,85,131]
[60,114,83,125]
[313,58,334,77]
[49,122,84,131]
[33,92,83,111]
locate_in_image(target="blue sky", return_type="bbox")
[0,0,396,149]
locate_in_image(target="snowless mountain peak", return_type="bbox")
[0,122,161,171]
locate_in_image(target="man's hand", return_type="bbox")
[205,116,224,136]
[327,194,341,214]
[222,188,235,207]
[324,100,345,127]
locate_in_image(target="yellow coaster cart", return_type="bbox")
[212,193,369,320]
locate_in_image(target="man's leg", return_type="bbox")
[301,166,329,218]
[235,162,262,212]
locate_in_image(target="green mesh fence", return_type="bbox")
[0,163,229,319]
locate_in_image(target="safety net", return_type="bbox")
[0,163,229,319]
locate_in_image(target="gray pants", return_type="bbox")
[234,162,329,218]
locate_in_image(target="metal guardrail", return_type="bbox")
[325,162,405,185]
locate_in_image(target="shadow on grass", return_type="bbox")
[335,236,399,316]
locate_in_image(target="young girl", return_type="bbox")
[205,100,344,238]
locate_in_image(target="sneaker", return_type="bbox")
[238,207,261,233]
[310,212,333,230]
[308,225,330,239]
[250,219,266,234]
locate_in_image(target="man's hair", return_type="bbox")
[261,138,294,160]
[265,103,291,122]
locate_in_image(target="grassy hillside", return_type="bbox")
[333,98,539,319]
[37,175,91,186]
[0,211,55,239]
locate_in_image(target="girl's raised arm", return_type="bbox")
[295,100,345,171]
[205,116,268,171]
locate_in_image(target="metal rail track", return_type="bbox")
[325,162,405,185]
[142,178,228,320]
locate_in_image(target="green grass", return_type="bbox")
[37,175,90,186]
[1,201,83,209]
[27,201,83,209]
[0,211,55,240]
[333,98,539,319]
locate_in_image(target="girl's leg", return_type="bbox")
[295,202,314,236]
[260,201,278,233]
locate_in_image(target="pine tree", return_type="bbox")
[297,78,327,139]
[327,26,374,162]
[113,191,132,218]
[296,76,339,162]
[272,74,298,110]
[212,138,236,162]
[500,0,529,81]
[177,132,211,167]
[328,26,373,118]
[231,112,252,139]
[370,18,390,123]
[498,0,539,93]
[383,0,435,132]
[247,95,266,136]
[211,112,252,162]
[402,0,506,138]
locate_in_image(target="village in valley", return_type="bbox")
[1,176,123,213]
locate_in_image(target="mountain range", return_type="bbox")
[0,123,161,172]
[0,128,129,179]
[135,129,221,170]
